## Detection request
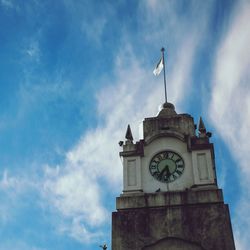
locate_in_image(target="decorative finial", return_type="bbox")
[198,116,208,138]
[125,124,133,142]
[157,102,176,117]
[198,117,206,133]
[198,117,212,138]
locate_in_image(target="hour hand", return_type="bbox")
[159,165,170,180]
[165,165,170,177]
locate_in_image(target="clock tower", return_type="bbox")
[112,102,235,250]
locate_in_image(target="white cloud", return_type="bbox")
[0,1,214,245]
[0,169,36,194]
[0,169,18,190]
[41,28,205,240]
[59,216,105,244]
[0,1,219,246]
[210,0,250,174]
[0,169,39,227]
[41,48,154,242]
[234,198,250,250]
[138,1,213,112]
[38,2,216,243]
[42,162,109,243]
[209,1,250,248]
[168,35,198,104]
[43,165,107,226]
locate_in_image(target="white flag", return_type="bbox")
[153,57,164,76]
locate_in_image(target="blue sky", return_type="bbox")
[0,0,249,249]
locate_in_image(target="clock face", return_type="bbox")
[149,151,185,183]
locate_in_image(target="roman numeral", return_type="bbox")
[175,158,182,164]
[169,152,174,159]
[176,170,183,176]
[171,174,178,180]
[157,154,163,161]
[163,152,168,159]
[177,164,184,169]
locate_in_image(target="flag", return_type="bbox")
[153,57,164,76]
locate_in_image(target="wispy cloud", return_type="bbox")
[43,164,108,224]
[168,36,198,104]
[36,1,218,244]
[43,178,107,243]
[0,170,19,190]
[139,1,213,110]
[209,1,250,248]
[0,169,39,226]
[0,169,37,195]
[40,20,208,240]
[1,1,239,248]
[41,47,153,243]
[58,216,105,244]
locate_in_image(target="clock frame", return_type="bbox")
[149,151,185,183]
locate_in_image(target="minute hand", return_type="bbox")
[165,165,171,177]
[159,165,170,180]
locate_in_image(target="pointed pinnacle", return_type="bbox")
[198,117,206,133]
[125,124,133,142]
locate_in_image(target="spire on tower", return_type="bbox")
[125,124,133,142]
[198,117,206,134]
[198,117,212,138]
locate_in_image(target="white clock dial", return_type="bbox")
[149,151,185,183]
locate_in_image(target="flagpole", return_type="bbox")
[161,47,167,103]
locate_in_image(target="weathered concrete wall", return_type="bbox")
[117,189,222,209]
[112,190,235,250]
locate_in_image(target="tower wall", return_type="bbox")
[112,189,235,250]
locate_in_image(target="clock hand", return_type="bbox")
[158,168,165,180]
[159,165,170,180]
[165,165,171,177]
